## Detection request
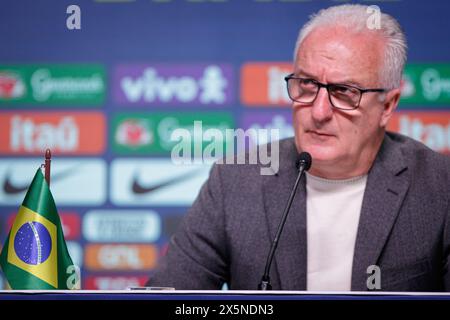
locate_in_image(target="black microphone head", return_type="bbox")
[297,152,312,171]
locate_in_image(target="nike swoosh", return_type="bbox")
[132,168,204,195]
[3,166,78,194]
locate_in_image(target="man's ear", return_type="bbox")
[380,87,401,128]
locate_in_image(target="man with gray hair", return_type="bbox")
[148,4,450,291]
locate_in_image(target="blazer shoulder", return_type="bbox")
[213,137,297,177]
[385,131,450,184]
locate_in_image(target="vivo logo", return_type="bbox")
[241,113,294,146]
[114,64,233,106]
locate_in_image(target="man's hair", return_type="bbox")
[294,4,407,90]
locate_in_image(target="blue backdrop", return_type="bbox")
[0,0,449,289]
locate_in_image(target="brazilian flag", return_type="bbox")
[0,168,79,289]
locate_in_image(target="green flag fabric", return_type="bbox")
[0,168,79,289]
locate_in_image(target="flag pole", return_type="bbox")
[45,149,51,186]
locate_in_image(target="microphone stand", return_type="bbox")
[258,153,311,290]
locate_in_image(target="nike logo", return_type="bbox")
[3,167,78,194]
[132,168,204,194]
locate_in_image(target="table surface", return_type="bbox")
[1,290,450,300]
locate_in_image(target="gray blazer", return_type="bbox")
[148,132,450,291]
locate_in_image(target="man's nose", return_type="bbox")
[311,87,333,123]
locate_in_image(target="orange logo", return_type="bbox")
[0,112,105,155]
[388,111,450,154]
[84,244,158,271]
[241,62,293,106]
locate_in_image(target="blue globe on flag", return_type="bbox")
[14,221,52,265]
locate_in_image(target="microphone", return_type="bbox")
[258,151,312,290]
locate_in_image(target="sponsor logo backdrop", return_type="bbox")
[0,1,449,289]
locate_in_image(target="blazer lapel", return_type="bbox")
[262,139,307,290]
[351,135,410,290]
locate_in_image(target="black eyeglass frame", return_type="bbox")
[284,73,387,110]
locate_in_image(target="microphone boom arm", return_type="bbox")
[258,155,311,290]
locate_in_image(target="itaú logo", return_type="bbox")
[10,115,79,152]
[0,112,105,155]
[389,112,450,154]
[241,62,292,106]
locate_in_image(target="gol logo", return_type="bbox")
[84,244,158,271]
[388,111,450,154]
[0,112,105,155]
[241,62,292,106]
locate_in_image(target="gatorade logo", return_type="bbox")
[241,62,292,106]
[0,65,106,105]
[388,112,450,154]
[400,64,450,105]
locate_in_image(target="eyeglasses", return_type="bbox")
[284,73,386,110]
